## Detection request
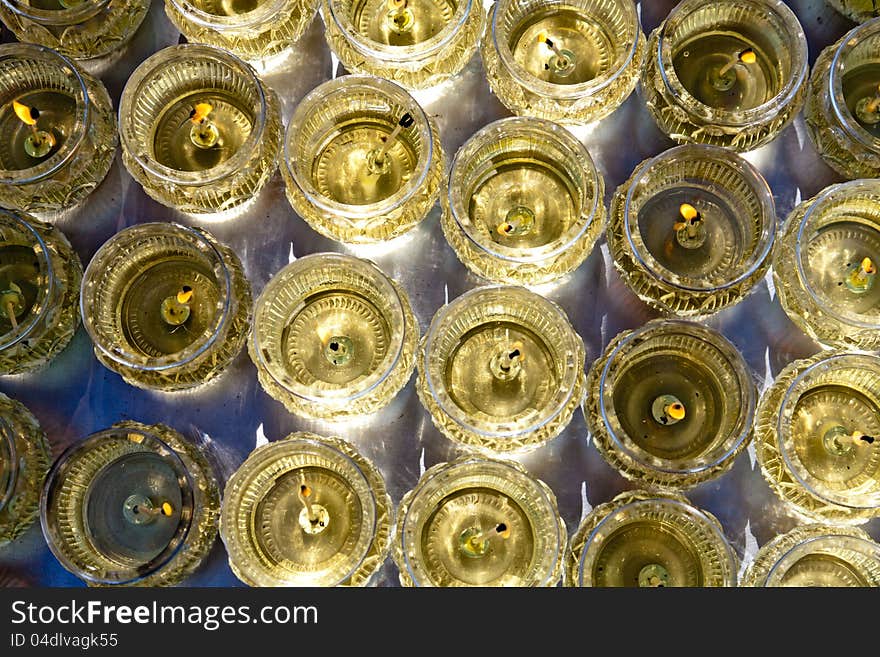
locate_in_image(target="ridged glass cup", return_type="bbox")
[442,116,605,285]
[81,223,252,391]
[0,43,116,213]
[567,490,738,587]
[0,209,81,374]
[322,0,484,90]
[250,253,418,419]
[756,351,880,525]
[0,0,148,60]
[417,285,585,453]
[221,433,391,587]
[742,525,880,586]
[641,0,808,151]
[828,0,880,23]
[775,180,880,351]
[0,393,50,546]
[41,421,220,587]
[283,75,443,243]
[608,144,775,316]
[586,319,755,489]
[394,456,566,587]
[165,0,318,63]
[806,20,880,180]
[481,0,643,123]
[119,44,282,215]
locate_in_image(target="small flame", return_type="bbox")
[739,49,757,65]
[300,485,312,498]
[862,257,876,275]
[679,203,699,222]
[538,31,548,43]
[176,287,193,304]
[161,502,174,516]
[190,102,213,125]
[12,100,37,126]
[667,402,686,421]
[496,523,511,540]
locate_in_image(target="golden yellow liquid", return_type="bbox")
[353,0,456,46]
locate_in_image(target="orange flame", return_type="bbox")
[176,287,194,304]
[12,100,37,126]
[190,103,213,125]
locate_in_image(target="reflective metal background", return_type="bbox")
[1,0,877,587]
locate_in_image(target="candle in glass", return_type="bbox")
[250,253,417,419]
[608,144,775,316]
[119,44,282,215]
[480,0,643,123]
[775,180,880,351]
[641,0,808,151]
[442,116,605,285]
[586,319,755,490]
[417,285,584,453]
[756,351,880,525]
[322,0,483,89]
[567,490,738,587]
[221,433,391,586]
[282,75,443,243]
[394,457,565,587]
[0,43,116,213]
[165,0,318,63]
[742,525,880,587]
[827,0,880,23]
[806,19,880,181]
[40,421,220,587]
[80,223,252,391]
[0,0,148,60]
[0,393,50,546]
[0,209,81,374]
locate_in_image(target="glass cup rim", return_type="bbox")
[0,209,56,352]
[447,116,602,263]
[491,0,642,100]
[119,44,268,186]
[251,251,407,403]
[765,534,880,586]
[0,43,91,186]
[80,222,234,373]
[39,426,196,586]
[830,18,880,154]
[422,284,581,438]
[622,143,776,293]
[0,418,17,514]
[168,0,291,29]
[0,0,109,24]
[283,74,434,220]
[325,0,474,61]
[794,179,880,330]
[655,0,808,127]
[777,351,880,511]
[597,319,755,475]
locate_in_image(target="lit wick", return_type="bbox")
[12,99,56,159]
[672,203,706,249]
[373,112,414,167]
[538,32,575,75]
[160,286,193,326]
[717,48,757,78]
[461,522,510,557]
[651,394,686,426]
[850,430,876,447]
[496,206,536,237]
[855,84,880,126]
[299,484,316,522]
[123,494,174,524]
[189,102,220,150]
[846,256,876,293]
[0,282,22,330]
[386,0,414,33]
[298,483,330,534]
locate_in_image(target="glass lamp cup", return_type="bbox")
[250,253,418,419]
[394,456,566,587]
[827,0,880,23]
[442,116,605,285]
[221,433,391,587]
[322,0,484,89]
[0,209,81,374]
[0,0,148,60]
[756,351,880,525]
[80,223,252,391]
[567,490,738,587]
[0,43,116,213]
[481,0,643,123]
[282,75,443,243]
[608,144,775,316]
[641,0,808,151]
[119,44,282,215]
[0,393,50,547]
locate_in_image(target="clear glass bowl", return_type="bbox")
[417,285,585,453]
[40,421,220,587]
[0,209,81,374]
[608,144,775,316]
[0,43,116,213]
[586,319,755,489]
[641,0,808,151]
[827,0,880,23]
[567,490,738,587]
[119,44,282,215]
[481,0,643,123]
[81,222,252,391]
[442,116,605,285]
[250,252,418,419]
[282,75,443,243]
[394,456,566,586]
[756,351,880,525]
[221,432,391,586]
